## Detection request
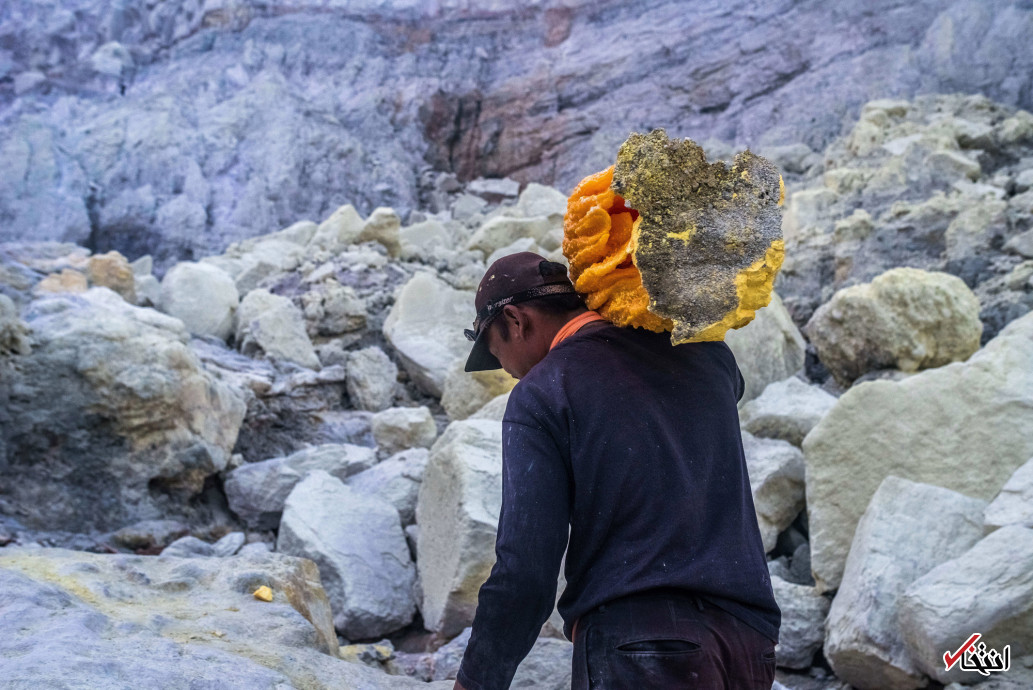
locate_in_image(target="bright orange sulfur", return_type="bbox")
[562,166,673,332]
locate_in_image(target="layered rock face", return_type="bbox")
[3,1,1033,268]
[0,288,246,532]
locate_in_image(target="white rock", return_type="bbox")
[236,289,320,369]
[984,455,1033,531]
[359,206,402,256]
[485,237,542,267]
[467,216,557,256]
[468,392,510,421]
[383,272,474,397]
[416,419,503,636]
[738,376,837,447]
[742,432,806,553]
[725,291,807,405]
[224,444,377,530]
[824,477,987,690]
[440,360,517,421]
[159,261,239,341]
[238,541,273,556]
[771,575,830,669]
[278,471,417,639]
[273,220,318,246]
[400,219,454,261]
[372,406,437,455]
[134,273,161,307]
[803,311,1033,591]
[308,204,364,253]
[899,525,1033,686]
[232,239,305,294]
[466,177,520,199]
[161,535,214,558]
[1004,228,1033,259]
[212,531,246,557]
[513,183,567,222]
[300,279,366,337]
[804,267,983,385]
[130,255,153,277]
[451,194,488,224]
[345,346,398,412]
[346,449,429,526]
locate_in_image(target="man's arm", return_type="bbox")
[454,416,571,690]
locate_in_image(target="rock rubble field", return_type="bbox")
[3,54,1033,690]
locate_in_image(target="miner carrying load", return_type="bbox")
[453,129,785,690]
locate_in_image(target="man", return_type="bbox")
[453,252,780,689]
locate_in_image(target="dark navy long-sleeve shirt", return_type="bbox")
[456,323,780,690]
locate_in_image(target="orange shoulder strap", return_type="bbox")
[550,311,606,351]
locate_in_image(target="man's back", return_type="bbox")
[508,323,780,643]
[456,322,780,689]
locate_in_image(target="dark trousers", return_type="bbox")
[570,588,776,689]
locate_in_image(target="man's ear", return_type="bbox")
[502,304,527,341]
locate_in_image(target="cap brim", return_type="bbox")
[464,332,502,372]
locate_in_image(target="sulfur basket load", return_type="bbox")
[563,128,786,344]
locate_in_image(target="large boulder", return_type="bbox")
[742,431,806,553]
[308,204,365,254]
[383,272,475,397]
[738,376,837,447]
[899,525,1033,686]
[984,455,1033,531]
[803,310,1033,591]
[160,261,239,341]
[440,361,518,421]
[371,406,438,455]
[724,292,807,405]
[359,207,402,257]
[277,471,417,639]
[345,449,429,527]
[824,477,987,690]
[0,289,245,532]
[467,216,557,256]
[300,279,367,339]
[345,346,398,412]
[0,548,447,689]
[86,250,136,303]
[416,419,504,636]
[399,219,454,262]
[236,288,320,370]
[804,267,983,386]
[224,444,377,530]
[771,575,830,669]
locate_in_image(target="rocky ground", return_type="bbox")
[2,91,1033,688]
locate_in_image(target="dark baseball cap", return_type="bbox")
[464,252,577,372]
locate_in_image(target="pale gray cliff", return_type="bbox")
[2,0,1032,268]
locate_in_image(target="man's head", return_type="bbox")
[464,252,586,379]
